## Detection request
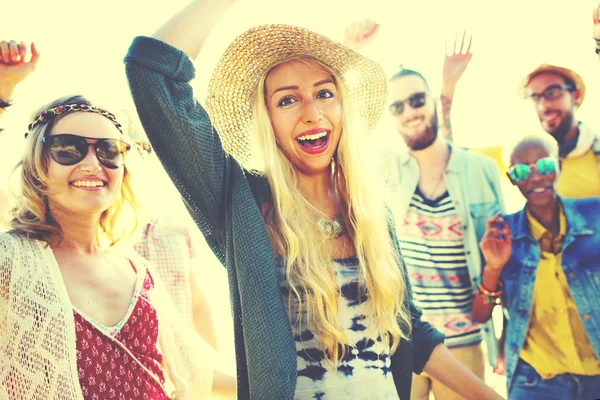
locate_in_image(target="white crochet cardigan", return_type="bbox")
[0,233,215,400]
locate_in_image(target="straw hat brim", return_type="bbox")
[517,64,586,104]
[205,24,388,170]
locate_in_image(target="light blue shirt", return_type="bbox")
[381,142,506,366]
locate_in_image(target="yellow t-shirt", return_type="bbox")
[520,204,600,378]
[557,148,600,199]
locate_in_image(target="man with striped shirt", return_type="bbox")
[383,67,505,400]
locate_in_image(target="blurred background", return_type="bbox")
[3,0,600,392]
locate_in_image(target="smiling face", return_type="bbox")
[526,72,580,142]
[264,59,342,177]
[389,74,438,151]
[45,112,125,218]
[509,140,559,208]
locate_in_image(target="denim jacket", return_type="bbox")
[382,142,506,366]
[502,197,600,393]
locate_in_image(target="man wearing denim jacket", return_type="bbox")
[382,67,505,400]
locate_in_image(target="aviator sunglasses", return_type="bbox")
[508,157,557,183]
[388,92,428,116]
[42,134,131,169]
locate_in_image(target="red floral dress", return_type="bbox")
[73,264,170,400]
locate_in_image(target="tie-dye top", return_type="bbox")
[278,257,399,400]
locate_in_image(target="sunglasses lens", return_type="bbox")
[408,93,427,109]
[389,102,404,116]
[510,164,531,182]
[96,139,129,169]
[536,158,556,176]
[46,135,87,166]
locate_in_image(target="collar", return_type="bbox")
[510,196,592,241]
[526,201,566,253]
[561,121,595,159]
[399,139,462,172]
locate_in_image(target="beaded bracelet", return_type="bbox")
[474,276,503,305]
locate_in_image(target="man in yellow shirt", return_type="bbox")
[518,64,600,199]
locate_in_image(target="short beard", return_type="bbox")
[542,110,574,143]
[402,112,439,151]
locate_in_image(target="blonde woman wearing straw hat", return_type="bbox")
[124,1,504,399]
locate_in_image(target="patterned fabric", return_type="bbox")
[398,189,481,348]
[125,36,445,400]
[280,258,399,400]
[133,222,194,326]
[0,233,216,400]
[519,204,600,378]
[74,266,169,400]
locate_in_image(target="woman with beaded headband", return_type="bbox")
[125,1,503,399]
[0,94,228,399]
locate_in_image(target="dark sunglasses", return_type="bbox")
[508,157,557,182]
[388,92,428,116]
[528,84,574,103]
[43,134,131,169]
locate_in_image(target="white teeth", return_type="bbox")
[532,188,546,193]
[298,131,327,141]
[72,180,105,188]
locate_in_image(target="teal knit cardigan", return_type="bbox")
[125,36,444,400]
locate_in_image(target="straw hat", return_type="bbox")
[517,64,586,104]
[205,24,388,169]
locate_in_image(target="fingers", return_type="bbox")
[18,42,27,62]
[459,30,466,53]
[29,42,40,66]
[0,40,36,65]
[594,5,600,23]
[9,40,19,63]
[0,41,8,64]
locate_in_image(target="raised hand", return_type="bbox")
[343,19,380,51]
[0,41,40,87]
[442,31,473,86]
[480,215,512,272]
[593,5,600,42]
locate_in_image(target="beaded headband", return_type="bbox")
[25,103,124,138]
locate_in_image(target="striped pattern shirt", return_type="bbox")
[397,189,481,348]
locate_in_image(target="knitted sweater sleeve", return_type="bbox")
[124,36,227,260]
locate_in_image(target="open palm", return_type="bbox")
[443,31,473,85]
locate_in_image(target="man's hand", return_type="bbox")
[442,31,473,86]
[343,19,380,51]
[0,41,39,88]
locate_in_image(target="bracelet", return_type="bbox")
[474,276,503,305]
[475,290,502,305]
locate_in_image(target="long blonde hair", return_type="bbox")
[9,95,143,247]
[252,58,411,364]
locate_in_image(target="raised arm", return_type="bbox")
[440,31,472,142]
[124,1,236,259]
[0,40,39,123]
[472,215,511,323]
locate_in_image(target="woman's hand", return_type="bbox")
[343,19,380,51]
[0,41,39,101]
[480,214,511,273]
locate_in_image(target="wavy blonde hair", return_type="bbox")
[251,58,411,364]
[9,95,143,247]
